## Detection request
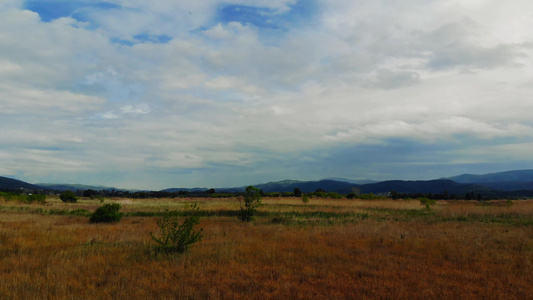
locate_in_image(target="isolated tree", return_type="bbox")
[238,186,263,222]
[293,187,302,198]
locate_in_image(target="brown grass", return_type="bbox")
[0,197,532,299]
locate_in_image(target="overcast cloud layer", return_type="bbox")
[1,0,533,189]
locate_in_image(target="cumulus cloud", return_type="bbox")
[1,0,533,188]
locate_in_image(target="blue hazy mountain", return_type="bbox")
[0,176,40,190]
[446,169,533,191]
[3,169,533,195]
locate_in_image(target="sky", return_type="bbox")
[1,0,533,190]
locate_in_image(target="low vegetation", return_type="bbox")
[59,190,77,203]
[150,204,203,253]
[419,197,436,210]
[0,192,47,204]
[90,203,124,223]
[1,193,532,299]
[237,185,263,222]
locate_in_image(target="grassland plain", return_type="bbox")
[0,196,532,299]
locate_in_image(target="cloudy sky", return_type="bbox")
[1,0,533,189]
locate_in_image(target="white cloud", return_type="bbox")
[0,83,105,114]
[2,0,533,188]
[204,76,265,95]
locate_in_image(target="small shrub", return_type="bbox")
[238,186,263,222]
[302,194,309,204]
[60,191,77,203]
[90,203,123,223]
[150,204,203,254]
[419,198,436,210]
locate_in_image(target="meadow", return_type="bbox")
[0,195,532,299]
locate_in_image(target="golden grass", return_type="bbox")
[0,197,532,299]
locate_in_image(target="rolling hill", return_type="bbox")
[359,179,493,195]
[36,183,122,192]
[446,170,533,191]
[447,169,533,183]
[3,169,533,197]
[0,176,40,190]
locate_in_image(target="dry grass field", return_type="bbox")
[1,196,532,299]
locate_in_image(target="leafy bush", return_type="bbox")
[419,198,436,210]
[238,186,263,222]
[150,204,203,254]
[90,203,123,223]
[302,194,309,204]
[60,191,77,203]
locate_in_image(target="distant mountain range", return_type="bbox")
[322,178,378,185]
[36,183,126,192]
[3,169,533,196]
[445,170,533,191]
[159,170,533,196]
[447,170,533,183]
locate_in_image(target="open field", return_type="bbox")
[1,196,532,299]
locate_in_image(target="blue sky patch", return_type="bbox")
[133,34,172,44]
[110,34,172,46]
[216,1,318,30]
[110,37,135,46]
[24,0,120,22]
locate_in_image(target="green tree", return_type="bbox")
[293,187,302,197]
[60,190,77,203]
[238,186,263,222]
